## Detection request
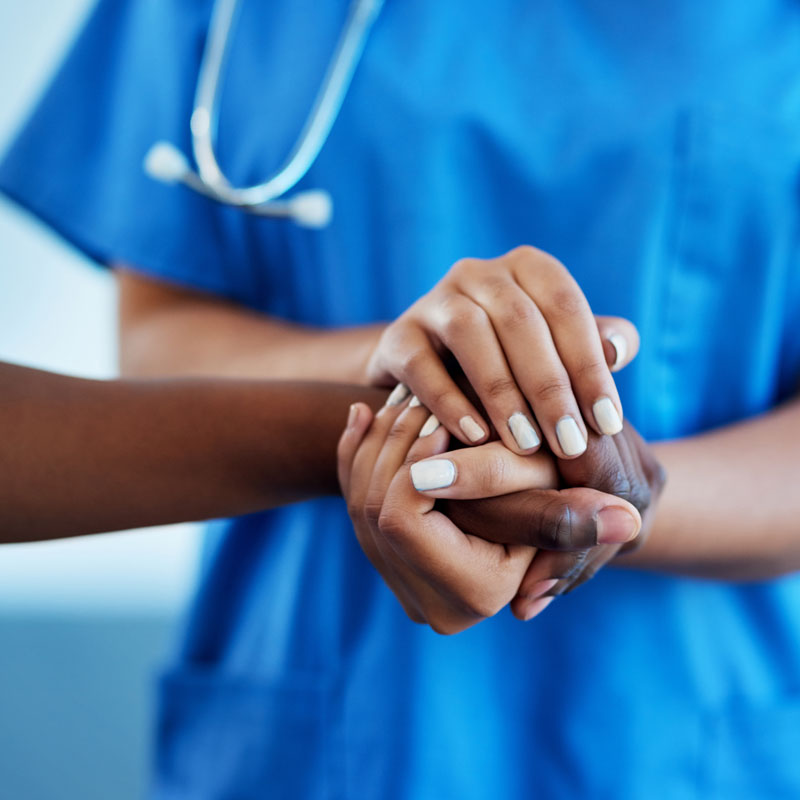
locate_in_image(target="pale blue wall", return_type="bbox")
[0,2,200,797]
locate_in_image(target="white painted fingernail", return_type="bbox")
[593,396,623,436]
[419,414,440,437]
[508,412,540,450]
[556,416,587,456]
[386,383,410,406]
[411,459,456,491]
[459,415,485,442]
[608,334,627,372]
[409,395,422,408]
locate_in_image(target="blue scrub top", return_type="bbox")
[3,1,800,797]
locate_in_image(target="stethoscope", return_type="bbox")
[143,0,384,228]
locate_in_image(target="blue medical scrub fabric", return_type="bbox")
[3,1,800,798]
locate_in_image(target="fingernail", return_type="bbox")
[411,459,456,491]
[593,396,623,436]
[596,506,640,544]
[508,412,540,450]
[386,383,410,406]
[523,595,554,621]
[608,334,627,372]
[555,416,587,456]
[459,415,485,442]
[346,404,359,429]
[409,395,422,408]
[419,414,440,437]
[522,578,559,600]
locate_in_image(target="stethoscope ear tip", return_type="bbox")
[287,190,333,228]
[144,142,191,184]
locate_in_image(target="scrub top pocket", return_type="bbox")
[153,668,335,800]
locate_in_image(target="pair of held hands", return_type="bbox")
[338,246,666,634]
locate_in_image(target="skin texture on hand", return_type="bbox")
[444,422,666,619]
[338,395,557,634]
[338,380,663,631]
[366,245,639,458]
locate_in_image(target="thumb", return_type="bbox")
[443,487,641,550]
[595,315,640,372]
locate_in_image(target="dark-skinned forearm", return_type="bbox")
[0,363,387,542]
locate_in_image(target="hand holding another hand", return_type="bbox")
[338,390,663,633]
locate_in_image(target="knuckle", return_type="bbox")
[506,244,540,266]
[548,286,587,318]
[385,419,412,443]
[455,593,499,623]
[442,305,485,340]
[346,500,363,522]
[627,481,652,514]
[538,500,575,550]
[536,251,568,276]
[532,498,593,550]
[482,374,519,402]
[377,503,409,542]
[533,375,572,404]
[570,356,609,383]
[363,498,385,527]
[426,385,456,414]
[400,348,430,379]
[451,257,480,279]
[600,460,634,500]
[479,274,513,299]
[498,297,539,331]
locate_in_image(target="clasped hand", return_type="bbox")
[339,394,663,634]
[340,246,665,634]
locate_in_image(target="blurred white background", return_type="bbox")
[0,1,200,797]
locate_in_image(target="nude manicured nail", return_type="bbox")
[596,506,640,544]
[346,404,359,429]
[508,412,540,450]
[555,416,586,456]
[459,415,485,442]
[593,396,623,436]
[523,595,554,621]
[386,383,410,406]
[419,414,440,437]
[608,334,627,372]
[411,459,456,491]
[409,395,422,408]
[523,578,559,600]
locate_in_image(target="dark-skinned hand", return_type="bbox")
[442,420,666,620]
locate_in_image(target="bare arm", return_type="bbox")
[0,362,386,543]
[117,268,384,381]
[619,397,800,580]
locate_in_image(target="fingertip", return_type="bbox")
[595,501,642,545]
[606,334,628,372]
[554,415,588,459]
[507,412,542,453]
[515,595,554,621]
[458,414,488,444]
[340,403,373,451]
[596,317,640,372]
